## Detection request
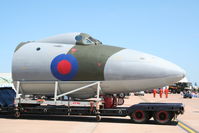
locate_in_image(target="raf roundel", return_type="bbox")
[50,54,78,81]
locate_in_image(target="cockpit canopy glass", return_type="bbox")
[75,33,102,45]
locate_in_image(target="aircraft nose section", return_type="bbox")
[104,49,186,85]
[178,68,186,79]
[170,66,186,80]
[170,64,185,78]
[156,58,186,83]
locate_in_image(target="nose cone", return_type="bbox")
[152,56,186,84]
[104,49,185,86]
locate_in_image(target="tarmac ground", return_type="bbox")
[0,94,198,133]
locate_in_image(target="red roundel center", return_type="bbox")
[57,60,71,75]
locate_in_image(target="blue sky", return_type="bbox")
[0,0,198,84]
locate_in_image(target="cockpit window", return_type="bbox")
[88,37,96,42]
[83,39,94,45]
[75,33,102,45]
[88,37,102,44]
[75,35,83,41]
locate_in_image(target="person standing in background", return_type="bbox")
[159,88,163,98]
[153,89,157,98]
[164,86,169,98]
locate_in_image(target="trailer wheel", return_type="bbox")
[96,115,101,122]
[14,111,21,119]
[130,110,148,123]
[118,98,124,105]
[118,93,125,98]
[154,111,171,124]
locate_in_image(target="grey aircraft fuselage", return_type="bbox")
[12,33,185,99]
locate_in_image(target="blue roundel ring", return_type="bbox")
[50,54,78,81]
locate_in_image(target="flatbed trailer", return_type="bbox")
[0,101,184,124]
[0,81,184,124]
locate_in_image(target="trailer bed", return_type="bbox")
[0,102,184,124]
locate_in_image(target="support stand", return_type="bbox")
[14,81,102,120]
[52,81,102,118]
[15,81,21,107]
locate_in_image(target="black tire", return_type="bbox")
[118,98,124,105]
[96,115,101,122]
[153,111,172,124]
[14,111,21,119]
[130,110,148,123]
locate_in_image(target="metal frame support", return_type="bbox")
[55,81,101,98]
[53,81,101,105]
[54,81,58,104]
[16,81,20,98]
[15,81,21,107]
[96,82,101,114]
[97,82,101,101]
